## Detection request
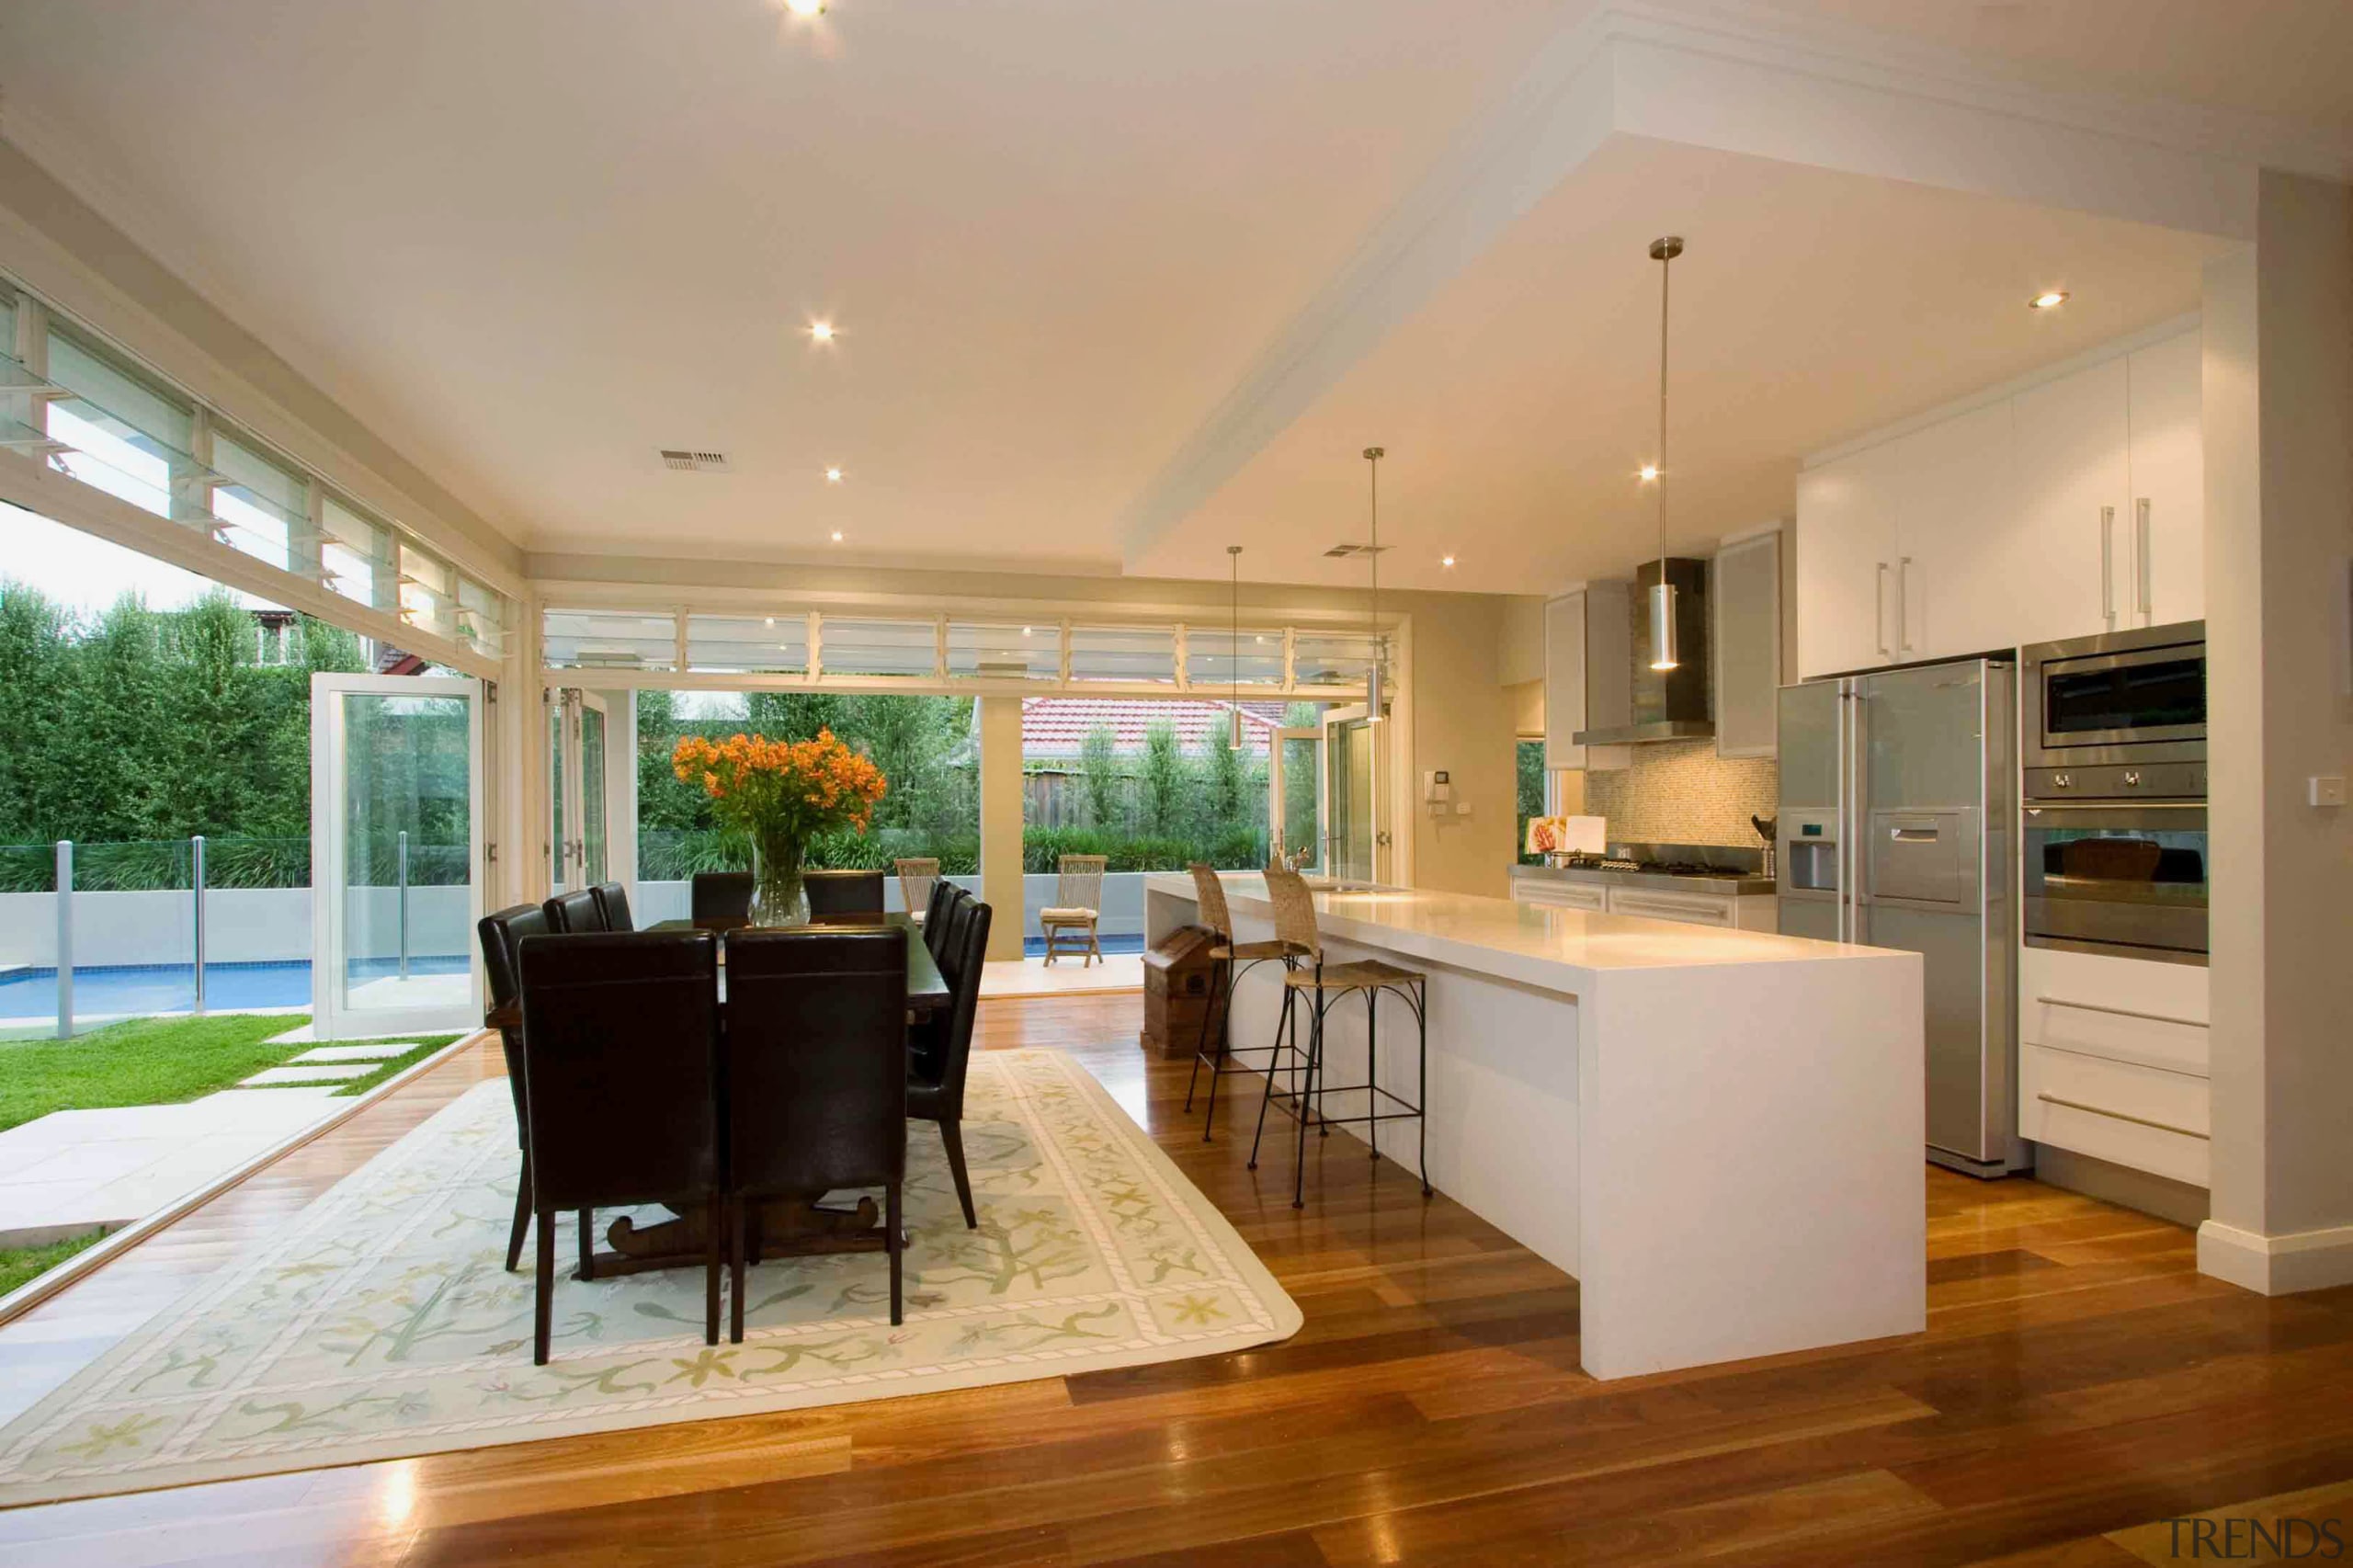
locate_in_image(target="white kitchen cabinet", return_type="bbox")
[2127,331,2204,628]
[1712,529,1782,757]
[1795,440,1904,678]
[1795,327,2203,674]
[1511,876,1608,913]
[2009,355,2131,648]
[1892,399,2018,662]
[1542,588,1631,773]
[2018,946,2211,1187]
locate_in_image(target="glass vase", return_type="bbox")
[749,834,809,927]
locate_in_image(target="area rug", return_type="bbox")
[0,1049,1300,1506]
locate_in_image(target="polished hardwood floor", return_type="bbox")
[3,992,2350,1565]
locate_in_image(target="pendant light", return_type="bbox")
[1646,235,1683,672]
[1363,446,1386,723]
[1226,544,1245,749]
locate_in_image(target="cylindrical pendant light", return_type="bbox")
[1226,544,1245,749]
[1363,446,1386,722]
[1647,235,1683,672]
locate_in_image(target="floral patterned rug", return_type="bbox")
[0,1050,1299,1506]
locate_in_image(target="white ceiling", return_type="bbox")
[0,0,2345,597]
[1139,134,2236,593]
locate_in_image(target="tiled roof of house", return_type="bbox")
[1021,697,1291,760]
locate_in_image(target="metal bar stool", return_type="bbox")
[1248,864,1431,1209]
[1182,863,1308,1142]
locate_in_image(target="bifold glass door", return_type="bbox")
[1267,726,1324,870]
[1325,712,1380,883]
[549,689,608,892]
[311,674,483,1040]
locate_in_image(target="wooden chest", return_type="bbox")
[1140,925,1218,1058]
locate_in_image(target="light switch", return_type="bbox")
[2312,776,2348,808]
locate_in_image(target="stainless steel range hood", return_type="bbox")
[1572,558,1713,745]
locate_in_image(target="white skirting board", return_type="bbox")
[2198,1220,2353,1295]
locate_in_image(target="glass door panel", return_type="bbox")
[312,674,483,1039]
[1326,715,1377,883]
[549,689,608,892]
[1268,727,1323,870]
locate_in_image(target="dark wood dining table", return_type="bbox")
[484,912,949,1277]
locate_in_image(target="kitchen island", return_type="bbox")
[1145,872,1925,1380]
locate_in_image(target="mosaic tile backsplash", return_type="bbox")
[1580,740,1780,849]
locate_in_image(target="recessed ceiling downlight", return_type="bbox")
[2030,290,2069,310]
[784,0,826,17]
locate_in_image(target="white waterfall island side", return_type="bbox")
[1145,872,1926,1380]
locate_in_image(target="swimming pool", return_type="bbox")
[0,957,470,1028]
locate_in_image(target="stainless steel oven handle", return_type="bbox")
[2023,801,2205,812]
[2034,995,2206,1029]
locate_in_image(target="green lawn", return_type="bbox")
[0,1230,108,1297]
[0,1014,464,1133]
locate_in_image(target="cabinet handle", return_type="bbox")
[2036,1093,2207,1141]
[2035,994,2206,1029]
[1875,562,1892,656]
[1897,556,1915,651]
[2099,506,2116,627]
[2135,498,2153,621]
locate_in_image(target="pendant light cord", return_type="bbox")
[1655,243,1670,577]
[1366,447,1381,664]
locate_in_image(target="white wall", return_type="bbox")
[2198,171,2353,1296]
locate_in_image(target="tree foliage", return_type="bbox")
[0,581,366,882]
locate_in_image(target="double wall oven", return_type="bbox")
[2019,621,2207,966]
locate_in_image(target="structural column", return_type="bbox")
[976,696,1026,961]
[2198,169,2353,1294]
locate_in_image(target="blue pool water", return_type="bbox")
[0,957,469,1025]
[1,939,1134,1027]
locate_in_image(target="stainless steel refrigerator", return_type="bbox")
[1776,658,2026,1178]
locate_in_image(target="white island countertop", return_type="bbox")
[1145,872,1890,994]
[1144,872,1927,1381]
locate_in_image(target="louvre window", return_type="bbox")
[1067,625,1176,684]
[946,620,1058,680]
[1291,630,1381,688]
[688,613,812,675]
[544,608,679,670]
[1185,626,1286,688]
[210,432,306,573]
[457,577,506,657]
[43,330,199,522]
[818,617,938,678]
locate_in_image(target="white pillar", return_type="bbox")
[2197,169,2353,1295]
[977,696,1027,961]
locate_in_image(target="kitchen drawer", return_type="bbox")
[2020,947,2209,1077]
[1606,886,1738,927]
[2021,1041,2210,1187]
[1513,878,1608,914]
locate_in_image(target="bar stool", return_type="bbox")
[1248,864,1431,1209]
[1182,863,1309,1142]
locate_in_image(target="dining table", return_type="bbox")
[485,912,951,1278]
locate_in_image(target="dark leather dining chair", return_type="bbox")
[590,881,635,933]
[692,870,755,923]
[910,896,992,1231]
[479,903,570,1273]
[722,927,909,1336]
[804,869,887,923]
[926,884,971,963]
[924,877,957,937]
[542,888,608,934]
[518,930,723,1364]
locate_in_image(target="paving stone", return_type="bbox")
[237,1062,373,1086]
[290,1042,415,1064]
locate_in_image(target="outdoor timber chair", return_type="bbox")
[1039,854,1108,966]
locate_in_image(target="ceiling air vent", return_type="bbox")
[1322,542,1391,559]
[660,449,730,473]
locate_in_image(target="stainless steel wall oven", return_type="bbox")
[2020,622,2207,966]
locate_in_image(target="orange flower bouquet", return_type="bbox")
[671,729,888,925]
